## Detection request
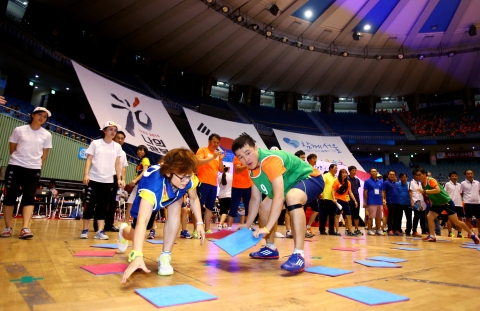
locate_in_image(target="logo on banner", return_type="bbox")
[78,148,88,160]
[283,136,342,156]
[283,137,300,148]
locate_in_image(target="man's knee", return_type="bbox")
[287,204,303,212]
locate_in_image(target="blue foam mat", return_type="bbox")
[145,240,177,244]
[305,266,353,277]
[461,245,480,249]
[366,256,407,263]
[90,244,119,249]
[355,260,401,268]
[213,228,263,257]
[391,247,422,251]
[327,286,409,305]
[135,284,217,307]
[391,242,416,245]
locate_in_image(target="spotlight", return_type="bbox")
[374,55,382,60]
[206,0,213,3]
[308,45,315,51]
[352,31,360,41]
[265,30,272,37]
[51,90,56,95]
[269,4,279,16]
[341,51,348,57]
[469,24,477,36]
[221,6,229,13]
[397,54,404,59]
[364,24,371,31]
[281,37,288,43]
[418,54,425,60]
[29,81,34,86]
[235,15,243,22]
[251,24,259,30]
[304,10,312,18]
[448,52,455,57]
[296,42,302,48]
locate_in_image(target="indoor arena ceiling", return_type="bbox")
[36,0,480,98]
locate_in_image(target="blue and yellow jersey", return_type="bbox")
[130,165,199,218]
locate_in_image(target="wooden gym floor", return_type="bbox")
[0,218,478,311]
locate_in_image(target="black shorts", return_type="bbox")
[218,197,230,215]
[4,165,41,206]
[305,198,320,212]
[132,211,157,230]
[455,206,465,218]
[349,200,360,219]
[335,199,351,216]
[465,203,480,218]
[430,200,456,216]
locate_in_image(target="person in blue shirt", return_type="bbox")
[397,173,412,236]
[120,148,205,283]
[383,170,402,236]
[363,168,384,236]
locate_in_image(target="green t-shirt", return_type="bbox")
[250,148,313,199]
[422,177,451,206]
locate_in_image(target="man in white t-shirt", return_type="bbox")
[461,170,480,233]
[444,171,464,237]
[409,171,426,237]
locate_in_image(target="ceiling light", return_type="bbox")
[473,147,476,149]
[378,148,380,150]
[308,45,315,51]
[251,24,259,30]
[235,15,243,22]
[296,42,302,48]
[400,148,402,150]
[305,10,312,18]
[431,25,438,30]
[281,37,288,43]
[266,30,272,37]
[422,148,424,150]
[66,87,69,90]
[357,148,359,149]
[418,54,425,60]
[341,52,348,57]
[374,55,382,60]
[206,0,213,3]
[352,31,361,41]
[448,52,455,57]
[35,75,39,78]
[221,6,229,13]
[364,24,371,31]
[397,54,404,59]
[51,90,56,94]
[447,147,449,150]
[35,86,38,89]
[29,81,34,86]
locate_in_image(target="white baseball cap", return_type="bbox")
[100,121,121,131]
[270,146,279,150]
[32,107,52,117]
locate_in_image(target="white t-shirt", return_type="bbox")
[113,150,128,175]
[409,179,425,204]
[461,180,480,204]
[217,173,232,199]
[86,139,122,183]
[444,181,463,206]
[9,125,52,169]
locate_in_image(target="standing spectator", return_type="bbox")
[227,156,253,230]
[80,121,124,240]
[323,164,338,235]
[444,171,464,238]
[332,169,358,236]
[0,107,52,239]
[410,170,426,237]
[0,96,6,105]
[383,171,402,236]
[195,134,225,236]
[305,153,320,237]
[364,168,384,236]
[217,166,232,230]
[104,131,128,232]
[461,170,480,233]
[397,173,412,236]
[347,166,362,235]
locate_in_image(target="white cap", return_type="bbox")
[270,146,279,150]
[33,107,51,117]
[100,121,121,131]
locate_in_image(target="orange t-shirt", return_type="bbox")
[196,147,220,186]
[332,179,351,202]
[232,156,253,189]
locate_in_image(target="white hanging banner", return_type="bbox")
[72,61,188,155]
[183,108,267,162]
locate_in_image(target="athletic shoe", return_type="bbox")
[306,228,315,236]
[118,223,128,240]
[0,227,13,238]
[158,253,174,276]
[217,225,222,230]
[18,228,33,239]
[422,235,435,241]
[226,227,232,231]
[347,231,356,237]
[367,230,375,236]
[471,232,480,245]
[333,232,341,236]
[249,246,279,259]
[305,230,314,238]
[320,231,328,235]
[388,230,394,236]
[354,229,364,236]
[147,229,155,239]
[394,231,403,236]
[286,230,293,238]
[468,233,472,239]
[180,230,192,239]
[376,230,385,236]
[448,232,455,237]
[222,224,228,229]
[94,230,109,240]
[413,232,422,237]
[405,233,411,236]
[457,233,464,238]
[275,232,285,238]
[205,230,213,234]
[280,253,305,273]
[79,229,89,239]
[192,230,199,239]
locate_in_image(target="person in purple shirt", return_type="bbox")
[397,173,412,236]
[383,170,402,236]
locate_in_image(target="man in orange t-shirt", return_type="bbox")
[196,133,225,233]
[226,156,253,229]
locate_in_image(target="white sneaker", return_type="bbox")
[94,230,109,240]
[158,254,174,276]
[275,232,285,238]
[117,224,129,252]
[367,230,375,236]
[79,229,88,239]
[376,230,385,236]
[118,223,128,240]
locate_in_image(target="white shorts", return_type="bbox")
[127,185,138,204]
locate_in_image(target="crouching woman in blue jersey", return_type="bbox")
[120,148,205,283]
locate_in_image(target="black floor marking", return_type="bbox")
[399,278,480,290]
[355,267,435,284]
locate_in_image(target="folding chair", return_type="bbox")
[58,192,81,219]
[32,190,52,218]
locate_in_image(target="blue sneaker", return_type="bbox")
[147,229,155,239]
[249,246,279,259]
[180,230,192,239]
[280,253,305,273]
[471,232,479,245]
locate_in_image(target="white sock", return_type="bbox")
[161,251,172,256]
[306,225,311,229]
[293,248,304,256]
[266,243,276,250]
